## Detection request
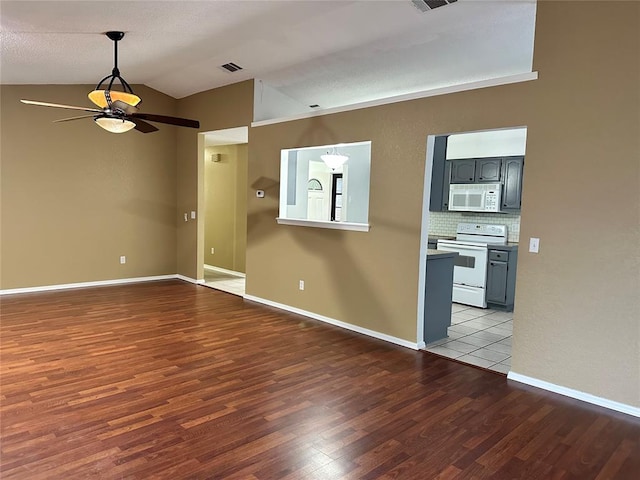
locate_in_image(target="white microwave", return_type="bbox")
[448,183,501,212]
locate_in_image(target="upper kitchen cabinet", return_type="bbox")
[450,157,502,183]
[501,156,524,211]
[449,159,476,183]
[429,135,451,212]
[476,158,502,182]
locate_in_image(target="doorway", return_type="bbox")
[417,127,526,373]
[198,127,249,296]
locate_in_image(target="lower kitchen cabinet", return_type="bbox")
[486,247,518,311]
[424,250,457,344]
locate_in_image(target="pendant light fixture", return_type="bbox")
[321,146,349,170]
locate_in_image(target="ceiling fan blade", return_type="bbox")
[52,114,97,123]
[21,99,102,113]
[131,113,200,129]
[111,100,138,115]
[133,119,159,133]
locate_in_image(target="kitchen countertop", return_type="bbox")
[428,235,455,242]
[489,242,519,251]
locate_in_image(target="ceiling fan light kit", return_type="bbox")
[19,31,200,134]
[88,90,141,109]
[95,116,136,134]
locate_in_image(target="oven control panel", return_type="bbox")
[457,223,507,237]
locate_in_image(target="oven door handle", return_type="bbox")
[437,242,487,252]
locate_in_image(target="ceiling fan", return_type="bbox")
[20,31,200,134]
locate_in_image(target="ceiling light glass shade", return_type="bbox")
[88,90,141,108]
[321,153,349,170]
[95,116,136,133]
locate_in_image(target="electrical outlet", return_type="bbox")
[211,247,215,254]
[120,256,126,264]
[299,280,305,291]
[529,237,540,253]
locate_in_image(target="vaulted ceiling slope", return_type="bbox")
[0,0,536,113]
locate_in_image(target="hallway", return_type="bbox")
[203,268,245,296]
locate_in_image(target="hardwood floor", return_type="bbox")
[1,280,638,479]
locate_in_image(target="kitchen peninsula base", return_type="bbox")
[424,249,458,344]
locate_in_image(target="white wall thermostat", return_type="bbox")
[256,190,265,198]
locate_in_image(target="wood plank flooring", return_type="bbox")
[1,280,638,479]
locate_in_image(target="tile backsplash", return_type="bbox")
[429,211,521,242]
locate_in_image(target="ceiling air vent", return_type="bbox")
[411,0,457,13]
[220,62,243,73]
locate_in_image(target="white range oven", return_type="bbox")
[437,223,508,308]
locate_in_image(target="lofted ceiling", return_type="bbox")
[0,0,537,113]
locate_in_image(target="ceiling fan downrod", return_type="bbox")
[94,31,135,96]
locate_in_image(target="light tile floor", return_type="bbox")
[424,303,512,374]
[203,269,245,297]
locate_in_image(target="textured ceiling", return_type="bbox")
[0,0,536,111]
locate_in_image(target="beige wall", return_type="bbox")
[242,1,639,406]
[204,144,247,272]
[514,1,639,407]
[0,85,179,289]
[175,81,254,280]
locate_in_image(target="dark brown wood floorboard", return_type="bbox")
[0,279,638,479]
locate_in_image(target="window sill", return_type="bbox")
[276,218,370,232]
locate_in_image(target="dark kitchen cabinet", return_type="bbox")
[449,159,476,183]
[486,247,518,311]
[501,156,524,211]
[443,155,525,211]
[476,158,502,182]
[450,157,501,183]
[424,250,457,344]
[429,136,451,212]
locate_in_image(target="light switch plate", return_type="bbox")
[191,211,196,219]
[529,237,540,253]
[256,190,265,198]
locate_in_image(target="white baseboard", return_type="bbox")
[0,274,178,296]
[204,264,246,278]
[507,371,640,418]
[175,274,202,285]
[244,294,419,351]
